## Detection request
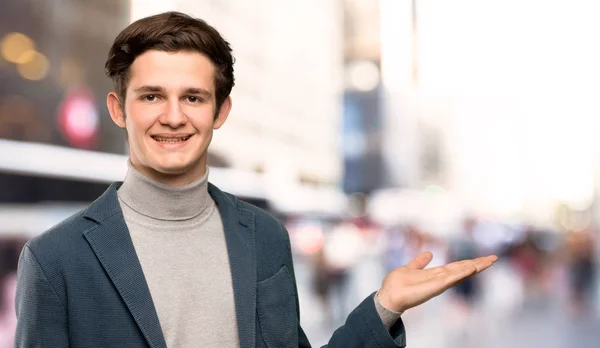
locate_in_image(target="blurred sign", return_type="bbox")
[0,0,129,154]
[57,88,99,149]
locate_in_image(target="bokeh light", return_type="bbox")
[346,60,380,92]
[0,32,34,63]
[16,51,49,81]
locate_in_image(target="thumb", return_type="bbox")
[406,251,433,270]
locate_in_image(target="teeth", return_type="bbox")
[154,136,190,143]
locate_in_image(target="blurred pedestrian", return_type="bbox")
[565,229,597,317]
[447,217,482,307]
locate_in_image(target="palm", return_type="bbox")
[378,252,498,313]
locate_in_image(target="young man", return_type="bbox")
[14,12,497,348]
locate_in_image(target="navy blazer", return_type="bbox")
[15,182,406,347]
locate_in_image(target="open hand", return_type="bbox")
[377,251,498,313]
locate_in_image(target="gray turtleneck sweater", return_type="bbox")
[117,164,240,347]
[117,163,400,347]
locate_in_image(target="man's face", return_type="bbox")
[107,50,231,186]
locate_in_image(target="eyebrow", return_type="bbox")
[133,85,213,98]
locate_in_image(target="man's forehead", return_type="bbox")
[131,49,216,70]
[128,50,215,83]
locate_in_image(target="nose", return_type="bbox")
[159,98,187,128]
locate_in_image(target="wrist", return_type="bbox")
[376,290,403,314]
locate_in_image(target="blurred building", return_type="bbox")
[378,0,600,224]
[341,0,384,194]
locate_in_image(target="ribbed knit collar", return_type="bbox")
[117,161,211,221]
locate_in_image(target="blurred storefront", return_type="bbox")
[0,0,132,233]
[0,0,129,153]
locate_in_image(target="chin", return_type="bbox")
[154,158,201,175]
[154,164,190,175]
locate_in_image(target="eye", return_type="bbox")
[187,96,202,103]
[144,94,157,102]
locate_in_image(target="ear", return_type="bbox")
[107,91,126,128]
[213,96,232,130]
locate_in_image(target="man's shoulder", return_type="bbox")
[26,182,120,259]
[26,207,96,261]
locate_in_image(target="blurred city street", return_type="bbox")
[294,254,600,348]
[2,0,600,347]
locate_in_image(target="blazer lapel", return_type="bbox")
[82,183,167,348]
[209,183,257,348]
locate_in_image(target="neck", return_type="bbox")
[117,161,211,220]
[129,160,207,187]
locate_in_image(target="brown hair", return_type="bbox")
[105,11,235,114]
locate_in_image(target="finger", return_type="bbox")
[430,255,498,275]
[442,262,478,288]
[481,254,499,264]
[427,259,474,276]
[406,251,433,270]
[472,255,498,272]
[403,272,460,307]
[443,256,498,285]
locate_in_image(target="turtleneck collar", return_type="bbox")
[117,161,211,221]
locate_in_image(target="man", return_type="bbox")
[14,11,497,348]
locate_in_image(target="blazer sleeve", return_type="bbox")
[280,224,406,348]
[14,245,70,348]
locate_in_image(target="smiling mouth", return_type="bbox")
[151,135,192,143]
